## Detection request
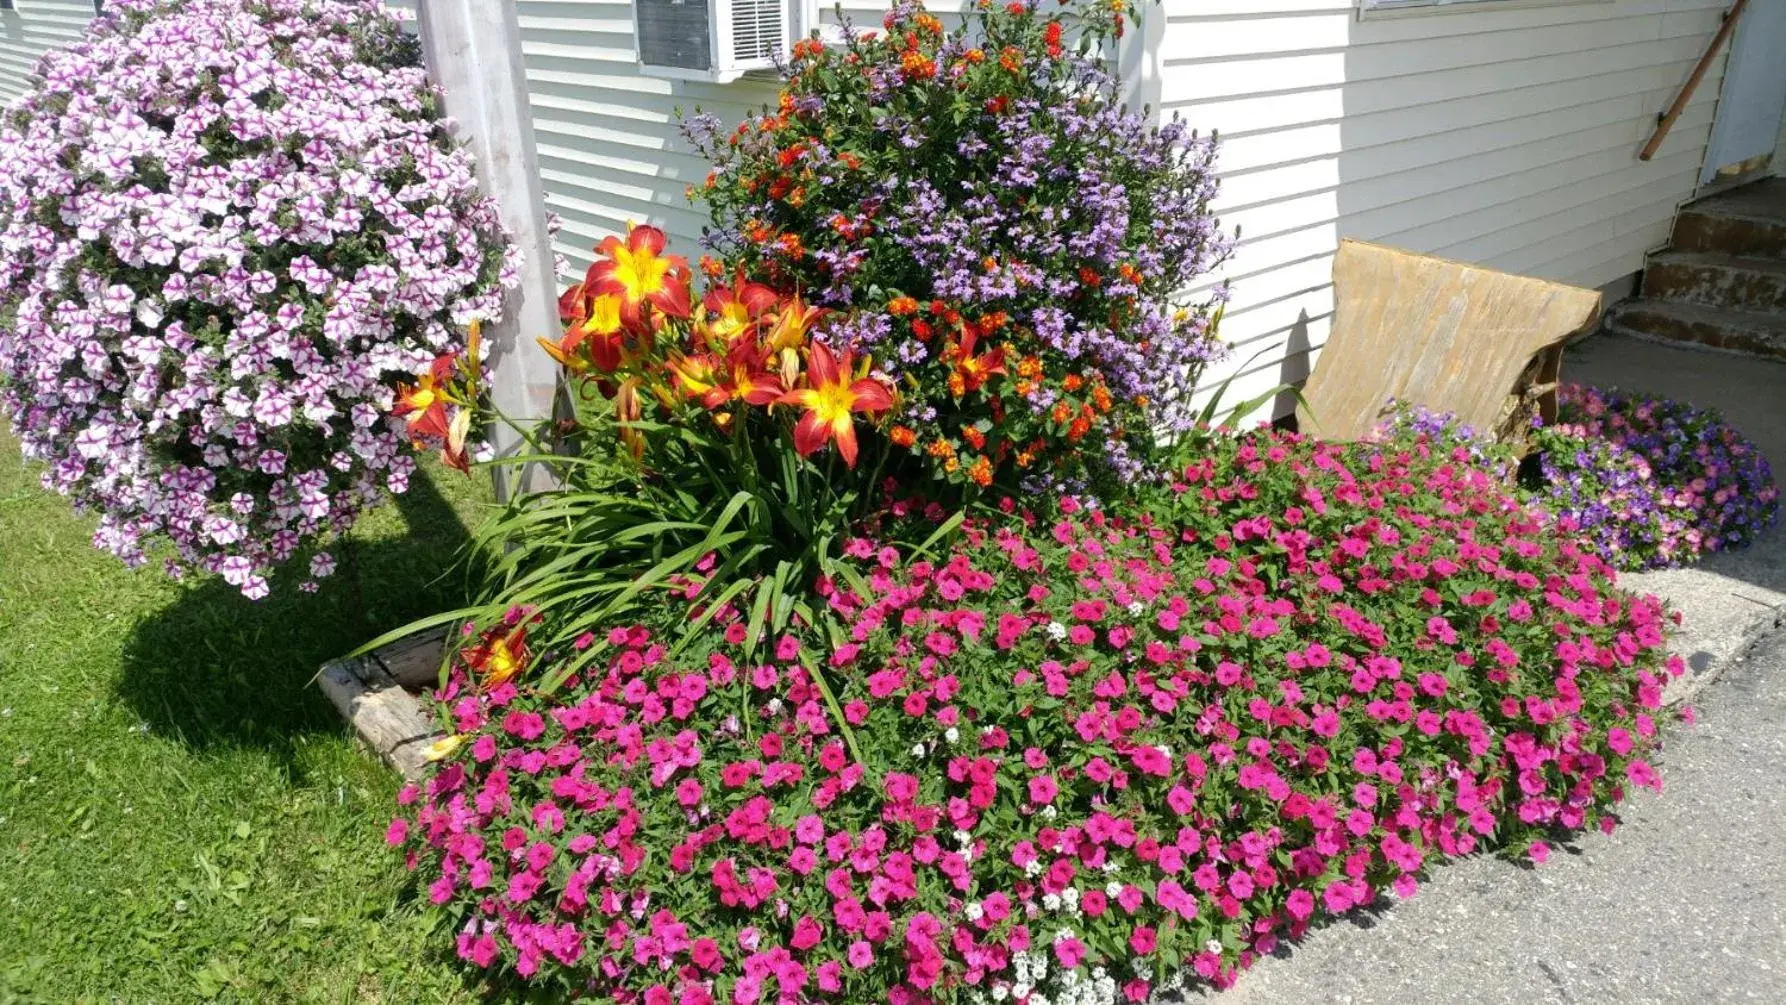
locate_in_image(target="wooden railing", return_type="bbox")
[1641,0,1748,161]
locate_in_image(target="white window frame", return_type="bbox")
[1358,0,1613,20]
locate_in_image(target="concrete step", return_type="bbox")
[1671,178,1786,258]
[1642,251,1786,314]
[1605,298,1786,360]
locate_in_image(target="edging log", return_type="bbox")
[317,633,448,781]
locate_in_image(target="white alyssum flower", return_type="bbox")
[1126,600,1144,617]
[1046,621,1068,641]
[944,726,960,744]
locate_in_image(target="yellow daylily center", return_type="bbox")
[582,294,623,335]
[809,382,857,426]
[612,246,671,300]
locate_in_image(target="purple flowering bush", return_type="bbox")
[684,0,1231,496]
[1526,425,1683,570]
[0,0,515,597]
[1549,384,1780,566]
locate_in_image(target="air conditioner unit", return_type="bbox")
[634,0,791,84]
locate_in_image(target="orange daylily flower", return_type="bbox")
[721,342,786,407]
[763,295,828,353]
[440,408,473,474]
[463,624,531,690]
[540,293,626,374]
[668,351,727,409]
[392,353,458,442]
[703,277,780,348]
[586,224,692,327]
[943,331,1008,395]
[778,342,894,468]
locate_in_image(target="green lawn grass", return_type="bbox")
[0,432,492,1002]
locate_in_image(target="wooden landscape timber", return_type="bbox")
[318,632,447,781]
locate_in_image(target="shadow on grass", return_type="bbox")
[115,474,478,772]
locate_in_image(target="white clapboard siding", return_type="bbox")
[0,1,96,105]
[1164,0,1734,411]
[0,0,1743,424]
[515,0,782,275]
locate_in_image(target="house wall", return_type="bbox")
[0,1,98,105]
[1158,0,1735,410]
[0,1,1739,418]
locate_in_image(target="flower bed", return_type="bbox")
[390,426,1683,1002]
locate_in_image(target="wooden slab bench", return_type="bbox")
[1297,239,1603,445]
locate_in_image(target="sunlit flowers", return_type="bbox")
[0,0,516,598]
[781,342,895,466]
[393,423,1682,1002]
[544,224,898,470]
[585,223,692,325]
[394,322,484,475]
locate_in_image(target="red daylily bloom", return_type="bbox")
[668,351,728,409]
[778,342,894,467]
[462,623,530,690]
[586,224,692,327]
[945,331,1008,394]
[540,293,626,374]
[721,342,787,407]
[703,276,780,348]
[392,355,457,442]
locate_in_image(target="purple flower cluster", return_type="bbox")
[1373,389,1779,571]
[1529,425,1684,570]
[0,0,515,597]
[1370,401,1507,473]
[1550,384,1779,566]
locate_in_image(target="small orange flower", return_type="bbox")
[890,425,918,448]
[968,456,993,487]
